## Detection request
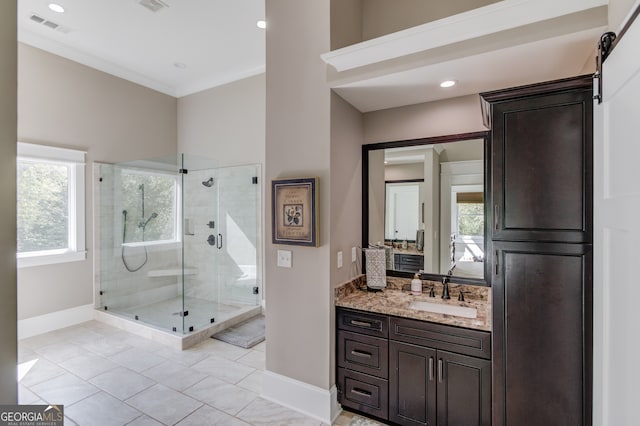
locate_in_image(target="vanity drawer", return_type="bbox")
[338,330,388,379]
[338,368,388,420]
[337,308,389,338]
[390,317,491,359]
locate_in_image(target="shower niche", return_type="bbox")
[95,154,261,343]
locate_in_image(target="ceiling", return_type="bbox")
[17,0,607,111]
[17,0,265,97]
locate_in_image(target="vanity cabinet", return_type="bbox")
[484,76,592,244]
[337,307,491,425]
[481,75,593,426]
[389,317,491,426]
[337,309,389,419]
[394,253,424,272]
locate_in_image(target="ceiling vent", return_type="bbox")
[29,13,71,34]
[138,0,170,13]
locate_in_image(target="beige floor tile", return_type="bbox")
[236,370,263,394]
[237,350,265,370]
[191,355,255,384]
[183,376,258,415]
[142,360,208,391]
[30,372,99,406]
[237,397,322,426]
[126,384,202,425]
[66,391,142,426]
[59,352,119,380]
[176,404,251,425]
[89,366,155,400]
[19,358,66,387]
[108,347,166,373]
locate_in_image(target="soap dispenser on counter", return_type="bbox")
[411,273,422,295]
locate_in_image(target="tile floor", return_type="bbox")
[18,320,370,426]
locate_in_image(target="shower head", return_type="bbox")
[139,212,158,229]
[202,177,214,187]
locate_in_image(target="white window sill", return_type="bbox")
[17,250,87,268]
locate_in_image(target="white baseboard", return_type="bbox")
[262,370,341,424]
[18,304,95,339]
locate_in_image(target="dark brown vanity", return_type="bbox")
[337,307,491,426]
[482,75,593,426]
[339,74,593,425]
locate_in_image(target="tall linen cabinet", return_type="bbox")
[480,75,593,426]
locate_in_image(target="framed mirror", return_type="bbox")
[362,131,489,285]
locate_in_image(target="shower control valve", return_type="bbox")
[207,235,216,246]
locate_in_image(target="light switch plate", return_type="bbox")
[337,251,343,268]
[277,250,292,268]
[351,247,357,263]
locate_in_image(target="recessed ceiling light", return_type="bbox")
[257,20,266,29]
[48,3,65,13]
[440,80,456,88]
[173,62,187,69]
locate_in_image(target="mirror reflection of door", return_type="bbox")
[385,183,420,241]
[439,161,484,278]
[451,187,484,277]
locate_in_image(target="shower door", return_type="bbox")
[181,161,261,333]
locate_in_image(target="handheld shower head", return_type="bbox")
[202,177,214,187]
[139,212,158,229]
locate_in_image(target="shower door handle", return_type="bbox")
[217,233,223,249]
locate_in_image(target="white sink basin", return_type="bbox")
[408,300,477,319]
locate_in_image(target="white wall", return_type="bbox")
[361,0,500,41]
[263,0,337,421]
[364,94,487,144]
[0,0,17,404]
[609,0,638,31]
[17,44,177,321]
[177,74,265,167]
[330,93,364,287]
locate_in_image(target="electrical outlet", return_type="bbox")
[337,251,343,268]
[352,247,357,263]
[277,250,292,268]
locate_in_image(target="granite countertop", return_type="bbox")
[335,276,491,331]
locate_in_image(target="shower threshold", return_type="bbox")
[95,302,261,350]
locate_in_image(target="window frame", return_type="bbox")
[17,142,86,268]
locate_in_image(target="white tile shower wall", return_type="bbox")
[182,166,261,307]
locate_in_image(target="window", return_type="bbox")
[457,202,484,236]
[455,191,484,263]
[120,168,179,245]
[17,142,86,267]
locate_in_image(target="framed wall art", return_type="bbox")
[271,177,319,247]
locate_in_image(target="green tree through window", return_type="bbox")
[17,161,69,253]
[457,203,484,236]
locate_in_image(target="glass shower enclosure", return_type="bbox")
[96,154,261,335]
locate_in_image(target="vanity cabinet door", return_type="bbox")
[436,350,491,426]
[389,341,437,426]
[486,78,592,243]
[492,241,592,426]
